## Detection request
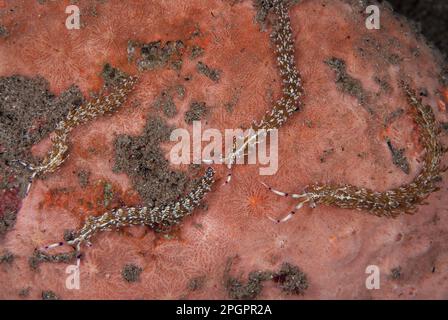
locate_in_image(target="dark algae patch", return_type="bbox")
[0,25,8,38]
[102,181,114,208]
[18,287,30,298]
[390,266,402,280]
[29,249,77,270]
[41,290,59,300]
[131,40,185,71]
[187,275,206,291]
[77,169,90,188]
[224,257,308,299]
[174,84,186,99]
[152,90,177,118]
[185,101,208,124]
[190,45,205,60]
[152,85,186,118]
[272,262,308,295]
[325,57,370,112]
[224,88,241,113]
[122,264,142,283]
[374,76,392,94]
[253,0,274,28]
[101,63,129,88]
[196,61,222,82]
[386,138,410,174]
[113,117,189,209]
[0,196,20,237]
[0,250,14,264]
[225,270,273,300]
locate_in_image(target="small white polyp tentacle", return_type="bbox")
[260,181,288,197]
[201,158,215,165]
[268,201,307,224]
[294,198,311,210]
[24,171,38,195]
[262,180,312,223]
[225,172,232,184]
[223,155,235,185]
[43,242,65,250]
[267,210,296,224]
[260,181,309,200]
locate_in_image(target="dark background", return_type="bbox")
[385,0,448,58]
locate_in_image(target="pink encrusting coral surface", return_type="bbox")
[0,0,448,299]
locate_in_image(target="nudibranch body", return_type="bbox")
[46,167,215,259]
[265,85,446,222]
[225,0,304,181]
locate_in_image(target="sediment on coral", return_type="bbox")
[0,251,14,264]
[41,290,59,300]
[386,138,410,174]
[113,116,190,208]
[129,40,185,71]
[185,101,208,124]
[121,264,143,283]
[28,249,76,270]
[325,57,370,113]
[224,258,308,299]
[272,262,308,295]
[196,61,222,82]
